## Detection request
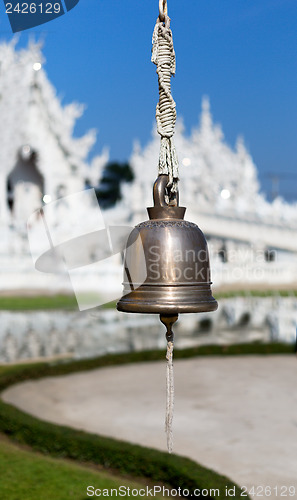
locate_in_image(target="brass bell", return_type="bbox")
[117,175,218,317]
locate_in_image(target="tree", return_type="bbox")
[90,162,134,209]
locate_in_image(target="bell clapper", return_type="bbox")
[160,314,178,343]
[160,314,178,454]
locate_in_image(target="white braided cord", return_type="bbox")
[152,17,179,196]
[165,340,174,453]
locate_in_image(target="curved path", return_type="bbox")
[3,355,297,498]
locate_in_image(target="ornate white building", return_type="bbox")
[0,39,297,293]
[0,39,108,291]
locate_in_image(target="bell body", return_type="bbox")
[117,176,218,315]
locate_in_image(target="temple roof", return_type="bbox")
[127,96,297,232]
[0,39,107,186]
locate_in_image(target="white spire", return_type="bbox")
[200,95,212,132]
[127,97,297,226]
[0,39,108,228]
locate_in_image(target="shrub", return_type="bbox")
[1,343,290,498]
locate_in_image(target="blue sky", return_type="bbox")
[1,0,297,201]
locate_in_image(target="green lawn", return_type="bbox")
[0,353,253,500]
[0,289,296,310]
[0,295,77,310]
[0,436,165,500]
[0,295,115,311]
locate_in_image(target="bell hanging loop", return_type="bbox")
[153,174,178,209]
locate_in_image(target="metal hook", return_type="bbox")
[153,175,179,209]
[159,0,167,22]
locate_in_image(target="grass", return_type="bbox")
[0,400,243,500]
[0,289,296,310]
[0,435,166,500]
[0,295,115,311]
[0,295,77,310]
[0,343,294,390]
[0,346,274,500]
[0,342,294,391]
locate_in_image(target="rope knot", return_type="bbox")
[152,17,179,196]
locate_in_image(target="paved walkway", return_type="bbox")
[3,355,297,498]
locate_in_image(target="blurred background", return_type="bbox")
[0,0,296,360]
[1,2,297,498]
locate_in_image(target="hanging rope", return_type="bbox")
[160,314,177,453]
[165,339,174,453]
[152,3,179,199]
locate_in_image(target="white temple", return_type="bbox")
[1,39,297,294]
[0,40,108,291]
